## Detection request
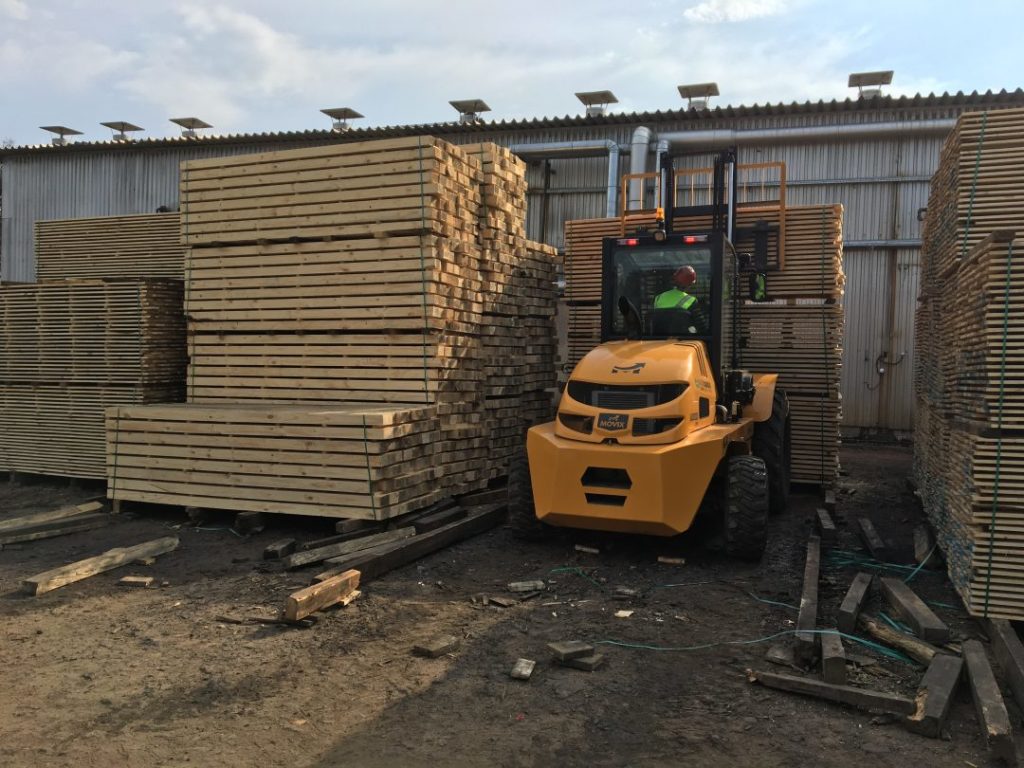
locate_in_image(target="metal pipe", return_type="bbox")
[657,119,955,150]
[507,139,622,221]
[627,126,652,210]
[606,143,620,218]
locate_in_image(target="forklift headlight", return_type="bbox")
[558,413,594,434]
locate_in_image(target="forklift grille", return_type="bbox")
[567,382,687,410]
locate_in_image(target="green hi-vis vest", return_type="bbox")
[654,288,697,310]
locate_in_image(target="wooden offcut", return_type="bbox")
[283,527,415,569]
[879,577,950,644]
[0,513,112,546]
[820,632,846,685]
[858,615,942,666]
[795,535,821,664]
[749,670,916,716]
[284,569,360,622]
[906,653,964,738]
[857,518,889,562]
[22,536,179,596]
[837,573,872,634]
[962,639,1017,765]
[0,499,103,532]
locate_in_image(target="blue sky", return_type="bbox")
[1,0,1021,146]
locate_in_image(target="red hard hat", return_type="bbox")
[673,265,697,289]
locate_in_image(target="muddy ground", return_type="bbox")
[0,443,1018,767]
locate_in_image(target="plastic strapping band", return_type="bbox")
[361,415,377,520]
[416,136,431,403]
[984,239,1012,617]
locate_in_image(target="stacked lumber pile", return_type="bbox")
[914,109,1024,619]
[0,280,185,478]
[108,137,558,519]
[562,204,844,487]
[36,213,184,280]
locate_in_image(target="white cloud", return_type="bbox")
[0,0,28,20]
[683,0,790,23]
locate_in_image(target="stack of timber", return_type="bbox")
[107,405,444,519]
[107,137,558,519]
[0,280,185,478]
[562,204,845,487]
[913,106,1024,619]
[35,213,184,280]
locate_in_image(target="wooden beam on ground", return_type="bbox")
[0,499,104,533]
[0,513,112,546]
[284,569,361,622]
[963,639,1017,766]
[413,505,467,534]
[837,572,872,634]
[879,577,950,644]
[988,619,1024,712]
[335,518,385,535]
[816,508,837,546]
[858,615,942,665]
[322,503,506,584]
[857,518,889,561]
[905,653,964,737]
[282,527,415,569]
[795,535,821,665]
[748,670,916,716]
[263,538,296,559]
[821,631,847,685]
[22,536,180,596]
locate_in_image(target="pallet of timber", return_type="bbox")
[1,384,182,479]
[35,213,184,280]
[106,404,450,519]
[179,137,484,246]
[0,279,185,385]
[789,394,842,487]
[914,106,1024,619]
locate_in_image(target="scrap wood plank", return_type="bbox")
[879,577,950,644]
[795,535,821,664]
[906,653,964,737]
[0,499,104,533]
[747,670,916,716]
[858,615,942,665]
[282,527,415,569]
[22,536,179,596]
[284,569,361,622]
[857,518,889,561]
[987,618,1024,711]
[322,503,506,583]
[0,513,112,545]
[837,572,872,634]
[963,639,1017,765]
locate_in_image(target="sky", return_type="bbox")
[1,0,1022,146]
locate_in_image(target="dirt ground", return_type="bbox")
[0,443,1018,767]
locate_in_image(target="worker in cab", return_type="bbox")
[654,265,698,310]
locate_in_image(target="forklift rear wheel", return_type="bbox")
[723,455,769,560]
[507,452,544,536]
[753,387,791,515]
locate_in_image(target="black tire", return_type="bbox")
[723,455,769,560]
[753,387,791,515]
[507,450,543,535]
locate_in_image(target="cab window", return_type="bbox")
[609,246,712,338]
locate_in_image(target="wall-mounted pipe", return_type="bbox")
[656,119,955,151]
[627,126,652,211]
[508,139,622,221]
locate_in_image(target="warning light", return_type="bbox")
[683,236,698,244]
[619,238,639,246]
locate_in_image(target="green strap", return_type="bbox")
[983,239,1012,617]
[960,111,988,263]
[416,136,431,403]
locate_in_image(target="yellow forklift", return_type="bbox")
[524,148,790,559]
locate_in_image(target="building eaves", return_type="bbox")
[3,89,1023,158]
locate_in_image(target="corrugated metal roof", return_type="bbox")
[4,89,1023,157]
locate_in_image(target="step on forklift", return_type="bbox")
[522,148,791,559]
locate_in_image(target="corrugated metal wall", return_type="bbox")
[0,104,970,431]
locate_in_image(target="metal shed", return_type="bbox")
[3,89,1023,436]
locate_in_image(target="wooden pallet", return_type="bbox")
[35,213,185,280]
